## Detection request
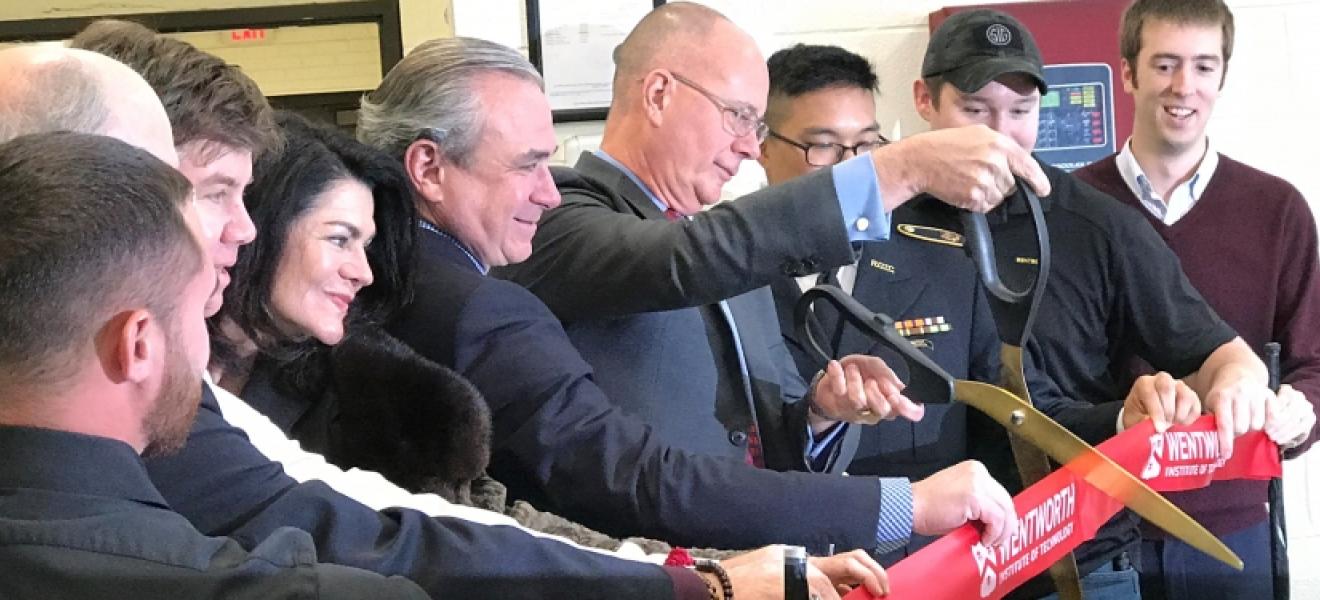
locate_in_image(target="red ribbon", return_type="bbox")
[846,416,1281,600]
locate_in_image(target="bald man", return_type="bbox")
[499,0,1022,551]
[0,45,176,165]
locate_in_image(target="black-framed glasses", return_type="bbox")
[670,72,769,142]
[766,130,890,167]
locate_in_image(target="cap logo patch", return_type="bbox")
[986,24,1013,46]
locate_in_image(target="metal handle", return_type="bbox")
[958,180,1048,305]
[794,285,954,404]
[959,179,1052,347]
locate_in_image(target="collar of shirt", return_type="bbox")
[1116,137,1219,226]
[595,150,673,215]
[419,219,488,274]
[795,263,860,296]
[0,424,170,509]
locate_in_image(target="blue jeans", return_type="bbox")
[1138,520,1273,600]
[1038,558,1141,600]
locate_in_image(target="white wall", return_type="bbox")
[454,0,1320,591]
[453,0,1319,204]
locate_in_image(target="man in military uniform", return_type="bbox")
[761,45,1005,566]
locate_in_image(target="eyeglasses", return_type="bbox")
[766,130,890,167]
[670,72,769,142]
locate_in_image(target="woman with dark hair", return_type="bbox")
[211,111,731,559]
[210,111,414,378]
[209,111,494,502]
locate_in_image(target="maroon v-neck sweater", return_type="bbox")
[1077,154,1320,534]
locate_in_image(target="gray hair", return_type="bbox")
[357,37,543,168]
[0,55,110,143]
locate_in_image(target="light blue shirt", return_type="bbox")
[595,150,912,553]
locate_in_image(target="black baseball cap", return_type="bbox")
[922,9,1047,95]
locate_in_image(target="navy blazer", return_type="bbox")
[771,227,1002,482]
[145,384,696,599]
[388,231,885,553]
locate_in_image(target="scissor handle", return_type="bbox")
[959,179,1052,347]
[959,180,1048,305]
[794,285,954,404]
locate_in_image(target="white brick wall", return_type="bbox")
[171,22,384,96]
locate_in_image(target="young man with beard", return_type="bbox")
[0,132,426,599]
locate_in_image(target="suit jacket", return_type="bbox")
[145,383,699,599]
[388,230,886,554]
[497,153,868,470]
[0,426,428,600]
[770,226,1002,481]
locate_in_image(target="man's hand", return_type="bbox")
[810,549,889,598]
[1122,372,1201,432]
[911,460,1018,547]
[1201,364,1270,460]
[720,545,889,600]
[810,356,925,431]
[1265,384,1316,450]
[870,124,1051,213]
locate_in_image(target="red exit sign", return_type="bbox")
[229,28,268,42]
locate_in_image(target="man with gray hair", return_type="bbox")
[359,35,1018,575]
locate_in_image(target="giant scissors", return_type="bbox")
[794,184,1241,598]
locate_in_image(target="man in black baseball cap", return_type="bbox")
[908,7,1274,600]
[921,9,1047,98]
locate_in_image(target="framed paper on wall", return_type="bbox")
[526,0,666,122]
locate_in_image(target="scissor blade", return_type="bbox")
[954,380,1243,571]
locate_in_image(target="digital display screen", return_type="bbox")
[1037,81,1107,150]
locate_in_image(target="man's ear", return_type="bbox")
[404,139,449,208]
[913,79,936,122]
[640,69,675,128]
[103,309,158,385]
[1120,58,1137,94]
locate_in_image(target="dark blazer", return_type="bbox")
[388,230,886,554]
[145,383,699,599]
[497,153,871,470]
[770,225,1002,482]
[498,152,858,321]
[0,426,429,600]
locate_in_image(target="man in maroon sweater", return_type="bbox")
[910,8,1303,600]
[1075,1,1318,598]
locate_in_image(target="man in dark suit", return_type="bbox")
[494,1,1034,553]
[359,29,1020,579]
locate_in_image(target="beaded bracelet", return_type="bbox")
[694,558,733,600]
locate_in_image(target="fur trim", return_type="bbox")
[329,327,491,503]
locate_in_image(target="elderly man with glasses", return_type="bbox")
[497,0,1040,546]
